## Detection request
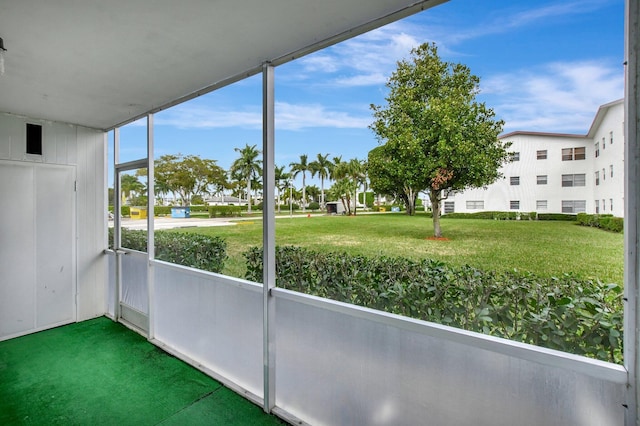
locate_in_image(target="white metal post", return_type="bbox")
[262,62,276,413]
[624,0,639,424]
[113,127,122,321]
[147,114,155,340]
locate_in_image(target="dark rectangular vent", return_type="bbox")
[26,123,42,155]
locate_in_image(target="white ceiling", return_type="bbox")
[0,0,444,131]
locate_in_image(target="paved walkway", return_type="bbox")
[111,212,330,230]
[117,216,238,230]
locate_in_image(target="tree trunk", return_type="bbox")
[430,193,442,237]
[247,179,252,214]
[353,186,358,215]
[302,174,306,212]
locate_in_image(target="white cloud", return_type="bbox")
[155,105,262,129]
[482,60,623,133]
[276,102,370,130]
[154,102,370,131]
[295,23,424,88]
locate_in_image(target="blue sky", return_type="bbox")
[113,0,624,189]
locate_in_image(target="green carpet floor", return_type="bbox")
[0,317,284,425]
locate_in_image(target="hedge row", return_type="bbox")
[577,213,624,233]
[244,246,623,363]
[154,205,209,215]
[109,205,209,217]
[440,211,579,221]
[209,205,242,217]
[443,211,537,220]
[537,213,577,221]
[254,203,301,211]
[109,228,227,273]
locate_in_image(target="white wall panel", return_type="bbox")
[0,114,20,159]
[121,250,148,314]
[274,289,625,426]
[76,126,107,320]
[153,262,264,399]
[0,112,108,337]
[0,162,36,337]
[107,252,116,317]
[35,165,75,327]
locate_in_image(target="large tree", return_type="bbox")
[153,154,227,206]
[230,144,262,214]
[370,42,510,237]
[368,143,426,216]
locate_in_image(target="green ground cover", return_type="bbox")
[173,213,624,284]
[0,318,283,425]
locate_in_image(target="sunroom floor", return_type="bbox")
[0,317,284,425]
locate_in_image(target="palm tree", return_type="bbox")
[274,165,290,213]
[289,154,311,212]
[120,174,144,205]
[332,158,366,215]
[230,144,262,214]
[306,185,321,204]
[310,153,333,210]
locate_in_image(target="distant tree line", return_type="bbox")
[115,146,377,213]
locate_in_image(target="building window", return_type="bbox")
[510,200,520,210]
[595,142,600,158]
[602,136,606,150]
[595,200,600,214]
[510,176,520,186]
[595,171,600,186]
[444,201,455,214]
[466,201,484,210]
[562,174,585,187]
[610,199,613,211]
[562,147,585,161]
[610,164,614,178]
[26,123,43,155]
[603,199,606,211]
[510,152,520,161]
[602,168,606,181]
[536,200,547,210]
[562,200,586,213]
[536,150,547,160]
[610,131,614,145]
[536,175,547,185]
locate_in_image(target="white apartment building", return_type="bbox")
[445,99,624,217]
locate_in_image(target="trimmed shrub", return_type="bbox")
[600,216,624,233]
[577,213,623,233]
[189,205,209,213]
[154,206,171,216]
[209,205,242,218]
[308,201,320,211]
[244,246,623,363]
[442,211,536,220]
[109,228,227,273]
[537,213,577,221]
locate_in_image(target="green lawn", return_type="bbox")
[173,213,624,284]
